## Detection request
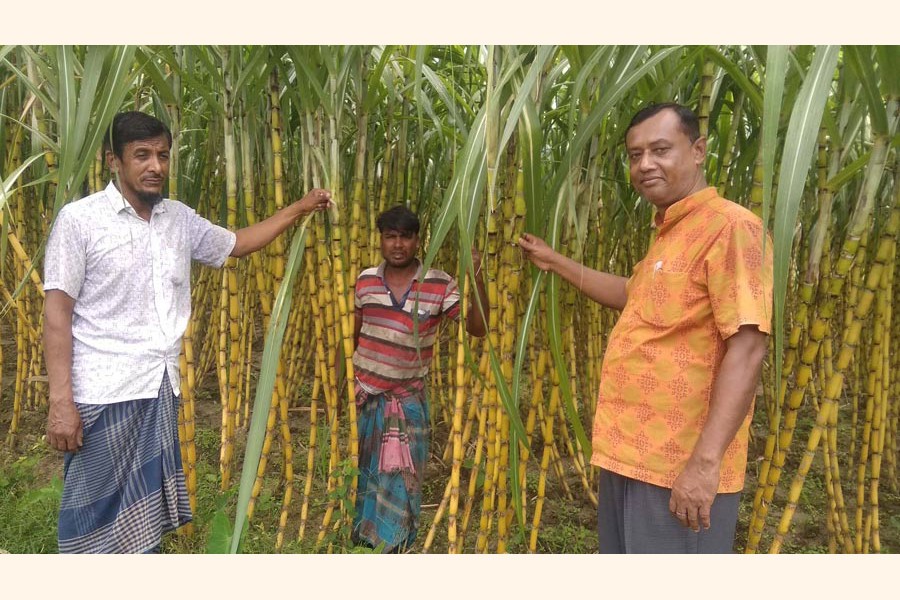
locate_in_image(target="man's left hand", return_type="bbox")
[295,188,332,216]
[669,460,720,532]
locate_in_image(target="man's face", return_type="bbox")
[380,228,419,269]
[107,134,171,207]
[625,109,706,211]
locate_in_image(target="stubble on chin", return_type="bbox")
[137,190,163,207]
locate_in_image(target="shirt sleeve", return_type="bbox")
[443,276,461,321]
[43,206,86,300]
[187,207,237,267]
[706,216,774,339]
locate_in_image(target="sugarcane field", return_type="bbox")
[1,44,899,555]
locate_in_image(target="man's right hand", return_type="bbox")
[47,398,83,452]
[517,233,558,272]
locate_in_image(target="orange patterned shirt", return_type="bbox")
[591,187,773,493]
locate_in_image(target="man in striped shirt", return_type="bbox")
[350,205,487,552]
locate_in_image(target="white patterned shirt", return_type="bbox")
[44,182,236,404]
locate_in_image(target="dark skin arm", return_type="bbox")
[669,324,768,531]
[44,290,82,452]
[517,233,628,311]
[230,189,331,257]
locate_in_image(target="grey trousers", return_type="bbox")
[597,468,741,553]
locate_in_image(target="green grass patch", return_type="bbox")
[0,447,61,553]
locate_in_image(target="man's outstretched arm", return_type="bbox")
[230,188,331,258]
[518,233,628,311]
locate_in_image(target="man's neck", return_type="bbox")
[655,177,708,222]
[383,261,419,284]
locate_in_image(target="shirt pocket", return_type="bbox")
[408,300,440,333]
[160,235,191,290]
[638,270,691,329]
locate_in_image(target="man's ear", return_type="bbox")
[105,150,118,173]
[692,136,707,165]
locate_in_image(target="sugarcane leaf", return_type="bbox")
[772,45,839,396]
[423,106,486,268]
[57,45,137,217]
[497,46,554,159]
[286,47,329,111]
[233,46,271,96]
[706,46,764,113]
[419,61,466,135]
[519,95,543,235]
[548,46,680,196]
[229,215,313,553]
[843,46,889,136]
[874,45,899,97]
[135,47,178,105]
[0,151,45,214]
[761,45,788,236]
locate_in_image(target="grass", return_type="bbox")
[0,444,62,553]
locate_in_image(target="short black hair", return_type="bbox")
[376,205,420,234]
[102,111,172,158]
[626,102,701,142]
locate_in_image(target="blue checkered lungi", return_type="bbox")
[57,371,192,553]
[352,386,429,553]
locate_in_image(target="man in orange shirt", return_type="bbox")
[519,103,772,553]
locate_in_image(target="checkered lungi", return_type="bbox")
[57,371,192,553]
[352,382,429,553]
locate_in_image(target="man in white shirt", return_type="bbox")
[43,111,330,553]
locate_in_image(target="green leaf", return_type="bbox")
[844,46,889,136]
[228,214,314,553]
[771,45,840,394]
[206,507,234,554]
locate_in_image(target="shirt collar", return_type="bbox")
[376,259,424,283]
[104,180,168,217]
[654,186,716,230]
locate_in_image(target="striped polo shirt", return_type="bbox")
[352,260,461,394]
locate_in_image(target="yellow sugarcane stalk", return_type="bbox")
[218,49,242,489]
[770,186,899,554]
[476,209,501,553]
[529,342,554,553]
[460,354,491,541]
[747,132,893,553]
[447,276,471,553]
[716,91,744,198]
[698,59,715,138]
[179,317,199,516]
[864,241,893,552]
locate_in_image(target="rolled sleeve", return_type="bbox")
[43,207,86,300]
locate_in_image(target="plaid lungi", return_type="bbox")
[57,371,192,553]
[353,383,429,553]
